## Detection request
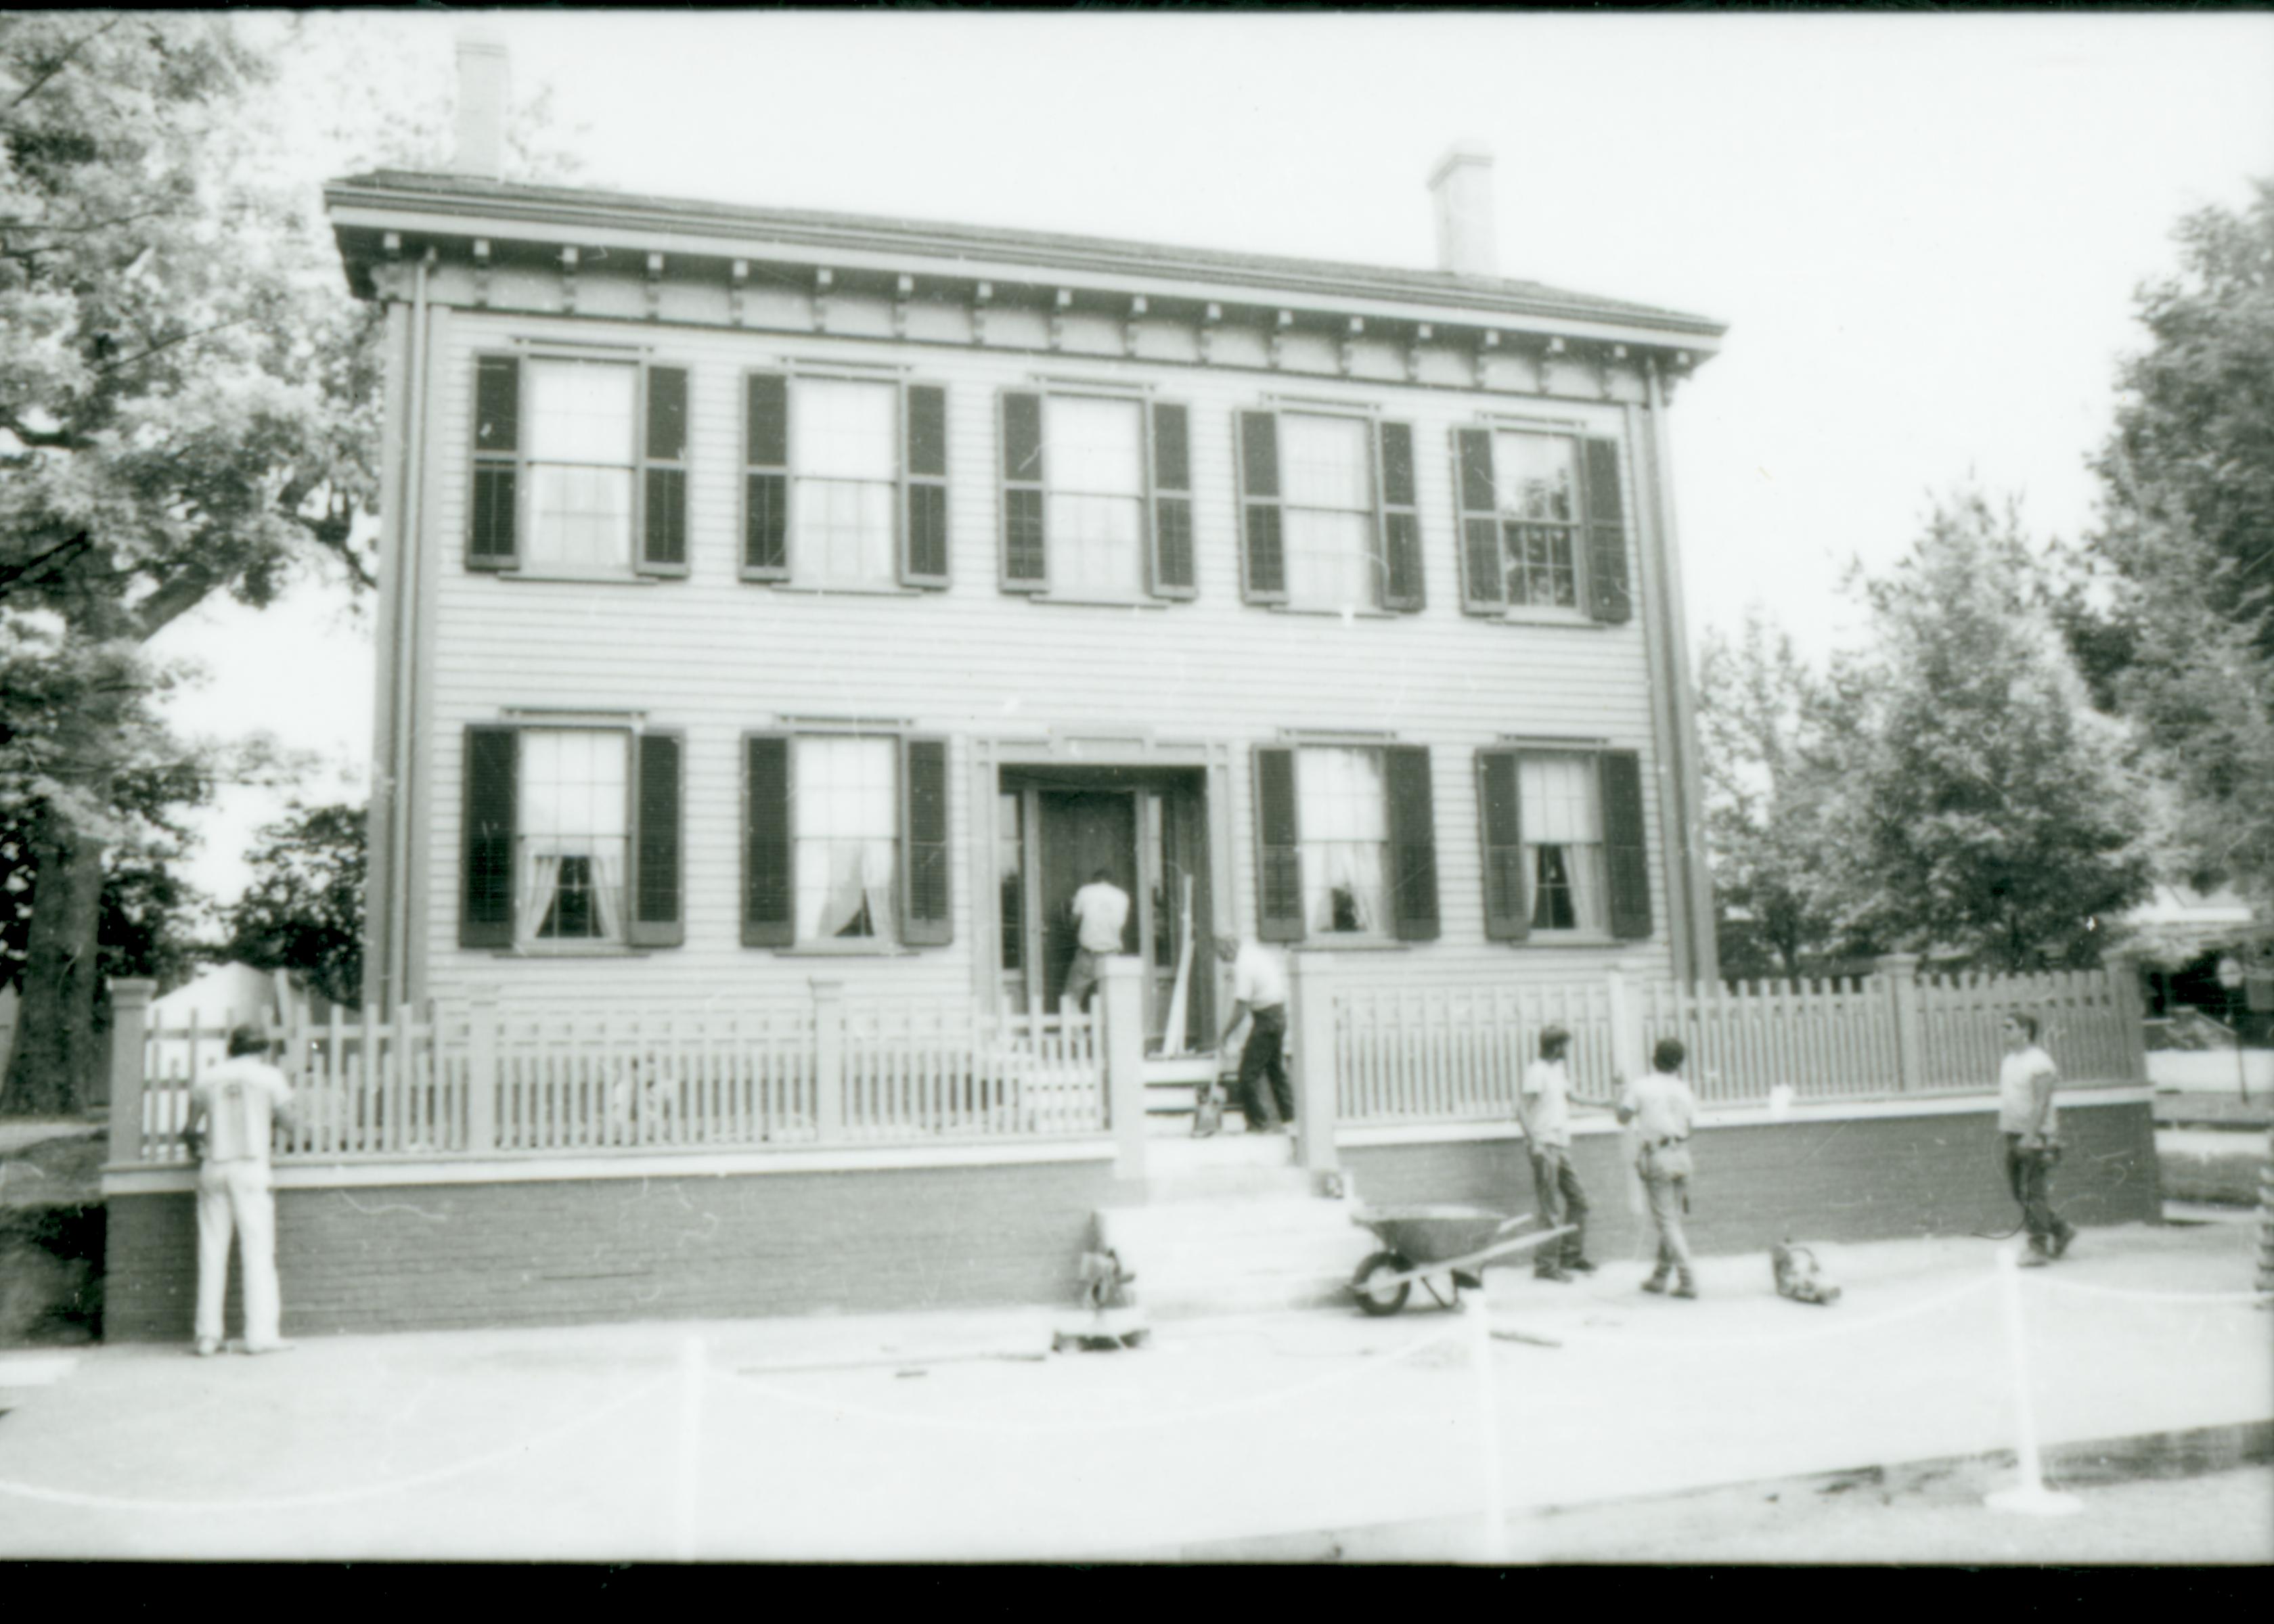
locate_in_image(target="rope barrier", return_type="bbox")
[2021,1275,2273,1307]
[0,1370,681,1514]
[1529,1270,2002,1352]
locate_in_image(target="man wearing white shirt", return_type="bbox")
[184,1025,300,1356]
[1064,868,1132,1014]
[1214,935,1292,1132]
[1515,1026,1613,1282]
[1999,1012,2074,1265]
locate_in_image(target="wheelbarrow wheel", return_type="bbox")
[1352,1250,1413,1317]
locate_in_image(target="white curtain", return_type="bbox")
[515,730,630,944]
[587,847,625,941]
[1299,746,1387,934]
[1519,754,1603,931]
[516,849,564,943]
[795,736,897,941]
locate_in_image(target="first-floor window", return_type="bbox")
[795,736,898,941]
[518,729,629,943]
[1519,753,1605,932]
[1297,746,1389,935]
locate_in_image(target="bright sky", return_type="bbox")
[158,10,2274,907]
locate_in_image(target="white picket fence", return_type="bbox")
[125,994,1102,1165]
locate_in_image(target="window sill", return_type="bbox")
[494,569,662,585]
[1265,603,1400,622]
[1293,937,1412,952]
[1500,608,1600,629]
[773,943,922,958]
[759,581,931,598]
[489,945,652,959]
[1026,593,1172,610]
[1505,933,1622,949]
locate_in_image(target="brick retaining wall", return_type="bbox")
[1343,1096,2162,1257]
[105,1157,1117,1343]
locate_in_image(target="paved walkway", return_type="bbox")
[0,1219,2265,1562]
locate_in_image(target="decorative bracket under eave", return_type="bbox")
[1597,342,1628,401]
[730,260,748,327]
[971,280,992,346]
[472,239,491,308]
[1339,316,1363,378]
[811,267,832,334]
[1406,323,1431,384]
[1050,287,1073,353]
[558,246,578,315]
[1123,296,1147,359]
[1539,334,1565,394]
[1473,329,1498,390]
[1199,302,1222,365]
[645,253,665,320]
[893,274,915,340]
[1269,308,1293,370]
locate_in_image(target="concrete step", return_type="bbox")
[1095,1191,1372,1320]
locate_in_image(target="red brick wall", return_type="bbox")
[1343,1098,2162,1257]
[105,1158,1116,1343]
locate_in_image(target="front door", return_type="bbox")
[1038,790,1138,1014]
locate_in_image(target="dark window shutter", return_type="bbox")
[1583,438,1632,625]
[902,384,950,588]
[1253,745,1303,943]
[1456,428,1503,613]
[1000,390,1047,590]
[1601,749,1652,940]
[1149,402,1195,598]
[742,734,795,947]
[468,357,520,571]
[640,367,688,575]
[1384,745,1440,941]
[1379,421,1423,612]
[629,731,685,947]
[1239,411,1286,603]
[462,726,517,948]
[1477,748,1528,942]
[901,736,952,947]
[744,373,789,579]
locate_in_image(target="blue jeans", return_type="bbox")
[1528,1145,1589,1269]
[1639,1143,1693,1273]
[2005,1135,2072,1254]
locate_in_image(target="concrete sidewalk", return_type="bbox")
[0,1219,2265,1562]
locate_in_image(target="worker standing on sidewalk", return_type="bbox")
[184,1024,300,1356]
[1618,1037,1700,1300]
[1999,1012,2075,1266]
[1514,1025,1613,1283]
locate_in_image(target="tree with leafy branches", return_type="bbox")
[1812,492,2151,972]
[219,801,364,1010]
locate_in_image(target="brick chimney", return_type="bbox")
[453,32,510,181]
[1428,143,1498,277]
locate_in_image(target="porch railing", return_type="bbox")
[114,981,1103,1167]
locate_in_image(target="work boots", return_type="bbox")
[1641,1267,1670,1294]
[1670,1271,1699,1300]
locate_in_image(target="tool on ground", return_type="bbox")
[1771,1238,1842,1305]
[1052,1248,1150,1352]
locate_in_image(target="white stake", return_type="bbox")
[1469,1278,1510,1562]
[674,1335,705,1558]
[1984,1247,2083,1516]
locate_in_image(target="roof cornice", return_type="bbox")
[323,171,1726,354]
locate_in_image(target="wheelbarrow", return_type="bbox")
[1348,1205,1574,1317]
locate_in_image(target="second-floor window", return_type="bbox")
[466,354,687,578]
[744,373,950,591]
[1237,410,1423,614]
[1456,427,1632,624]
[999,391,1194,600]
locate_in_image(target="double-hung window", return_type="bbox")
[741,732,952,949]
[460,723,685,951]
[1236,409,1422,612]
[1475,746,1651,942]
[1251,743,1438,943]
[1456,426,1631,623]
[742,372,949,591]
[467,353,688,577]
[998,390,1194,600]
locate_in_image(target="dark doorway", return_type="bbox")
[1039,791,1138,1014]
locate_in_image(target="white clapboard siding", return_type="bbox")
[411,306,1678,1015]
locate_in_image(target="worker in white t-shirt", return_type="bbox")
[1063,869,1132,1014]
[184,1024,299,1357]
[1617,1037,1701,1300]
[1214,936,1293,1133]
[1515,1025,1616,1282]
[1998,1012,2074,1265]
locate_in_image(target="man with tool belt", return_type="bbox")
[1514,1025,1612,1283]
[1999,1012,2075,1265]
[1618,1037,1701,1301]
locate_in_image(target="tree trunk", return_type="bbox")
[0,803,109,1116]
